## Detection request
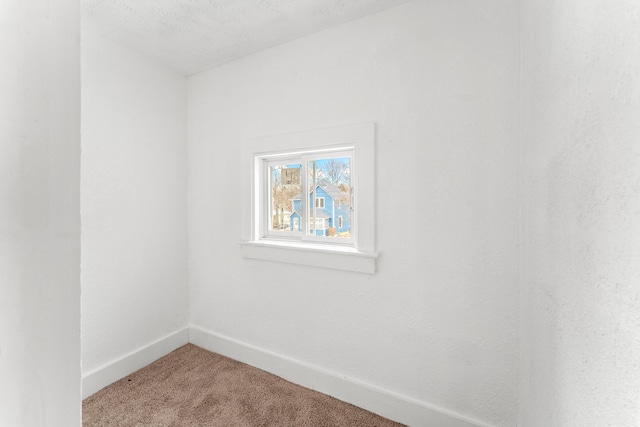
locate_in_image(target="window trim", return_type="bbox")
[240,123,376,274]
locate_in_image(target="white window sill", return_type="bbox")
[239,240,377,274]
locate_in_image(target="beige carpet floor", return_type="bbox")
[83,344,406,426]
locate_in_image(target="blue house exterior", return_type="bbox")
[289,181,350,236]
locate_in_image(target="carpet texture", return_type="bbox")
[83,344,406,426]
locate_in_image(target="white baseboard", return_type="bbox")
[188,324,492,427]
[82,327,189,399]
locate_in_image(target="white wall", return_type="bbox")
[0,0,81,425]
[519,1,640,426]
[81,31,189,380]
[188,1,519,425]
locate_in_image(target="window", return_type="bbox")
[240,123,376,273]
[263,148,353,244]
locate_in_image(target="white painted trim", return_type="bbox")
[239,240,377,274]
[241,123,376,266]
[82,327,189,399]
[189,325,492,427]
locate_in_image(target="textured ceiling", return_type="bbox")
[82,0,411,75]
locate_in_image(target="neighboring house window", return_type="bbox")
[240,123,377,273]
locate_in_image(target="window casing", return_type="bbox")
[240,123,376,274]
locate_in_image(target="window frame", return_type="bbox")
[260,147,354,245]
[240,123,377,274]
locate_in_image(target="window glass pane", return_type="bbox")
[307,156,351,238]
[269,164,302,234]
